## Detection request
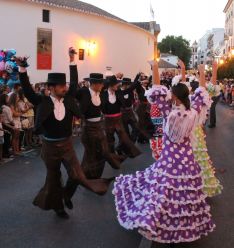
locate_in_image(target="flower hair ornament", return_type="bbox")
[172,75,182,87]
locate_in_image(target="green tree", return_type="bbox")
[158,35,192,68]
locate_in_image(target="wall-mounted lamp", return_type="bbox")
[86,40,97,56]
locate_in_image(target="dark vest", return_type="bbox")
[43,107,73,139]
[76,88,102,119]
[101,90,123,115]
[121,91,135,108]
[136,84,148,102]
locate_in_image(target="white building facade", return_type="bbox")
[0,0,157,83]
[224,0,234,57]
[160,53,178,67]
[197,28,225,65]
[189,41,198,69]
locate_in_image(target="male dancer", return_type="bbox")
[135,76,154,143]
[101,75,141,157]
[120,76,150,144]
[120,77,138,142]
[15,51,112,219]
[63,73,127,204]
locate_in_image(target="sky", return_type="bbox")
[82,0,226,43]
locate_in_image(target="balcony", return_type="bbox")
[224,34,229,40]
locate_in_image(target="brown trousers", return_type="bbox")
[122,108,149,143]
[33,138,84,210]
[135,102,154,141]
[105,116,141,158]
[81,121,122,178]
[63,121,124,201]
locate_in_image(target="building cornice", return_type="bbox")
[224,0,233,13]
[23,0,156,39]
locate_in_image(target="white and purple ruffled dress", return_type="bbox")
[112,85,215,243]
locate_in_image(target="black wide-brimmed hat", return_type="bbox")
[106,75,121,87]
[84,73,104,84]
[47,73,66,85]
[121,77,133,85]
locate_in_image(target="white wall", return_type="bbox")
[161,55,178,66]
[0,0,154,83]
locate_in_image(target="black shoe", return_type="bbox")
[208,124,216,128]
[55,209,70,219]
[64,198,73,210]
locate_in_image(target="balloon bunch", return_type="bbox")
[0,49,24,89]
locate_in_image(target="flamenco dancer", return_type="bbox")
[101,75,141,158]
[135,76,154,143]
[16,51,112,219]
[77,72,126,177]
[120,75,150,143]
[63,71,128,204]
[120,77,139,143]
[112,60,215,246]
[190,62,223,197]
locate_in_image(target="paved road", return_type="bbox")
[0,104,233,248]
[0,133,154,248]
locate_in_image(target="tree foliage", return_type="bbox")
[158,35,192,68]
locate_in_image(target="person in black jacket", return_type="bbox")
[101,75,141,157]
[120,78,138,142]
[15,51,112,219]
[135,77,154,143]
[120,77,146,143]
[62,73,127,204]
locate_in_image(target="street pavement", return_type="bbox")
[0,104,233,248]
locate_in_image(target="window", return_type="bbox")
[43,9,50,23]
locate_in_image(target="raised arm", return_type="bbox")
[15,57,42,106]
[152,60,160,85]
[67,47,79,97]
[178,59,186,82]
[198,64,206,87]
[121,80,140,95]
[190,63,212,123]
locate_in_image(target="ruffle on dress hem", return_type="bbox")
[139,223,215,244]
